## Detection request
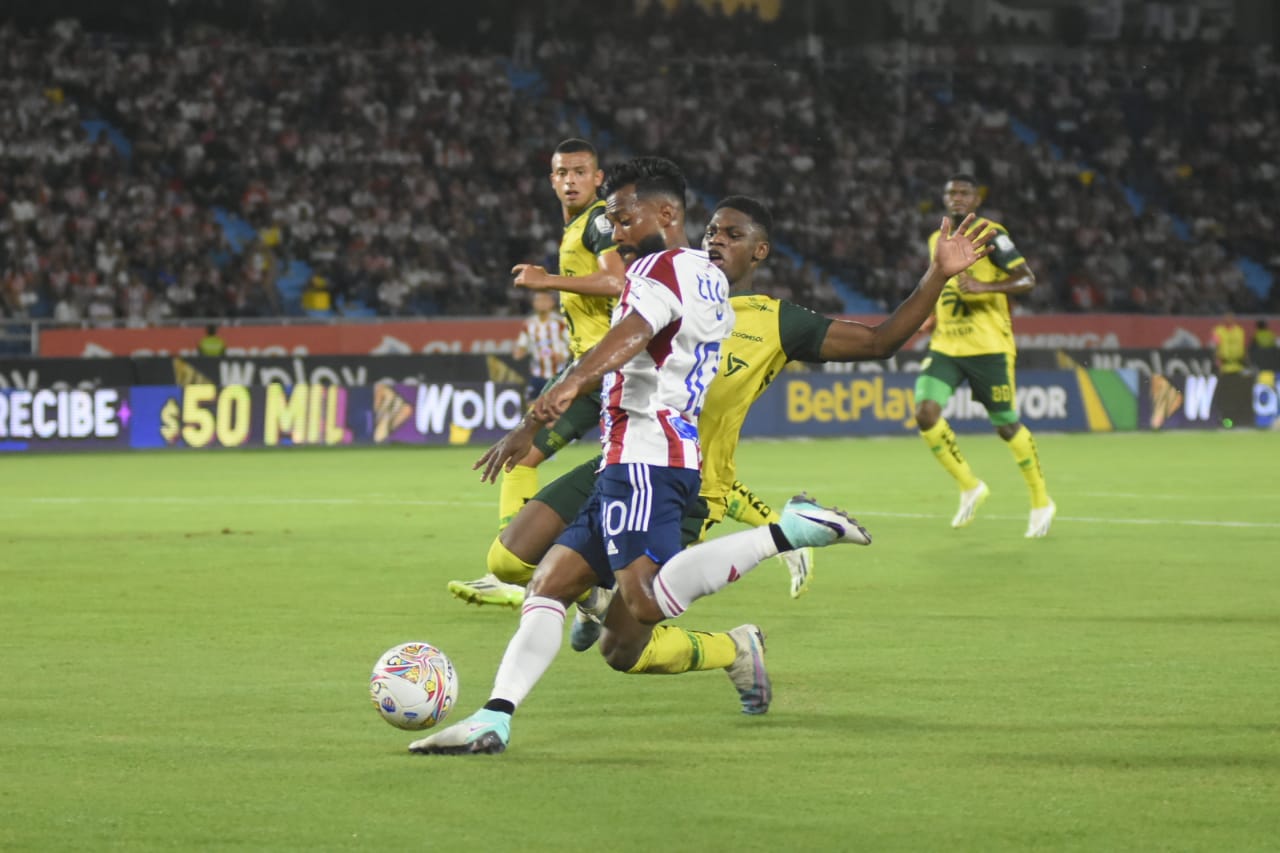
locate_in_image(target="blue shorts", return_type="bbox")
[555,462,702,589]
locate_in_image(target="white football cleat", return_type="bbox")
[778,548,814,599]
[1026,500,1056,538]
[725,624,771,715]
[777,494,872,548]
[951,481,989,528]
[408,709,511,755]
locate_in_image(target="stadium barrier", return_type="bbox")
[0,354,525,391]
[5,364,1273,452]
[0,349,1219,392]
[35,314,1259,357]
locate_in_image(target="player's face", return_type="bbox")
[943,180,980,219]
[531,291,557,315]
[549,152,603,213]
[703,207,768,286]
[606,185,670,263]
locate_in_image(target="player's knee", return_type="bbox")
[487,537,535,586]
[995,422,1021,441]
[916,400,940,430]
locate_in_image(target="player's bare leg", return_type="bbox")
[599,594,771,714]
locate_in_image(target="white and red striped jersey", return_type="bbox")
[599,247,733,470]
[516,312,571,380]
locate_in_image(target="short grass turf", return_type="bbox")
[2,431,1278,852]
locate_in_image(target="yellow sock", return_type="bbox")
[724,480,780,526]
[497,464,539,530]
[920,418,981,491]
[626,625,738,674]
[1006,425,1050,508]
[486,537,536,586]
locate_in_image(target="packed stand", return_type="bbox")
[3,7,1276,326]
[545,2,1266,314]
[0,22,582,324]
[944,41,1277,311]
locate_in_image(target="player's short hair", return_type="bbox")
[713,195,773,240]
[554,138,598,161]
[601,156,687,208]
[947,173,980,188]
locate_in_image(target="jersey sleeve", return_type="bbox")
[583,210,617,257]
[986,227,1026,273]
[620,272,682,334]
[778,300,834,362]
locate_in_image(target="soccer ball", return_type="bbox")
[369,642,459,731]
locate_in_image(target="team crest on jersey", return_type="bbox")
[594,214,613,235]
[994,233,1014,252]
[722,354,750,377]
[666,413,699,442]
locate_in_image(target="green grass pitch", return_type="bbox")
[3,432,1278,851]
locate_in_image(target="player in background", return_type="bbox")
[1210,313,1246,375]
[913,174,1055,538]
[512,291,571,403]
[410,179,990,755]
[448,138,626,608]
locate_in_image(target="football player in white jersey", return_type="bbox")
[411,159,870,756]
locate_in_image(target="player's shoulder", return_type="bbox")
[632,247,714,278]
[974,216,1009,235]
[730,291,780,314]
[585,199,612,235]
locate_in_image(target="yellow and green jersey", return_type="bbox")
[699,293,832,520]
[926,217,1025,357]
[557,198,618,359]
[1212,323,1246,373]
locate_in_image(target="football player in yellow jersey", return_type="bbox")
[449,139,627,607]
[913,174,1055,538]
[451,196,990,715]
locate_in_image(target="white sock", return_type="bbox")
[653,526,779,618]
[489,595,566,708]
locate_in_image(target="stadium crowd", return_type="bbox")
[1,5,1275,327]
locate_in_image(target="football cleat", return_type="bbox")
[408,708,511,755]
[777,493,872,549]
[951,481,989,529]
[778,547,814,599]
[447,574,525,609]
[725,624,771,715]
[1026,500,1057,538]
[569,587,613,653]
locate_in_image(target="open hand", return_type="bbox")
[933,214,994,280]
[474,422,537,484]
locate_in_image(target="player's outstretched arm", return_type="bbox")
[512,250,626,298]
[531,311,654,422]
[473,312,656,483]
[818,214,993,362]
